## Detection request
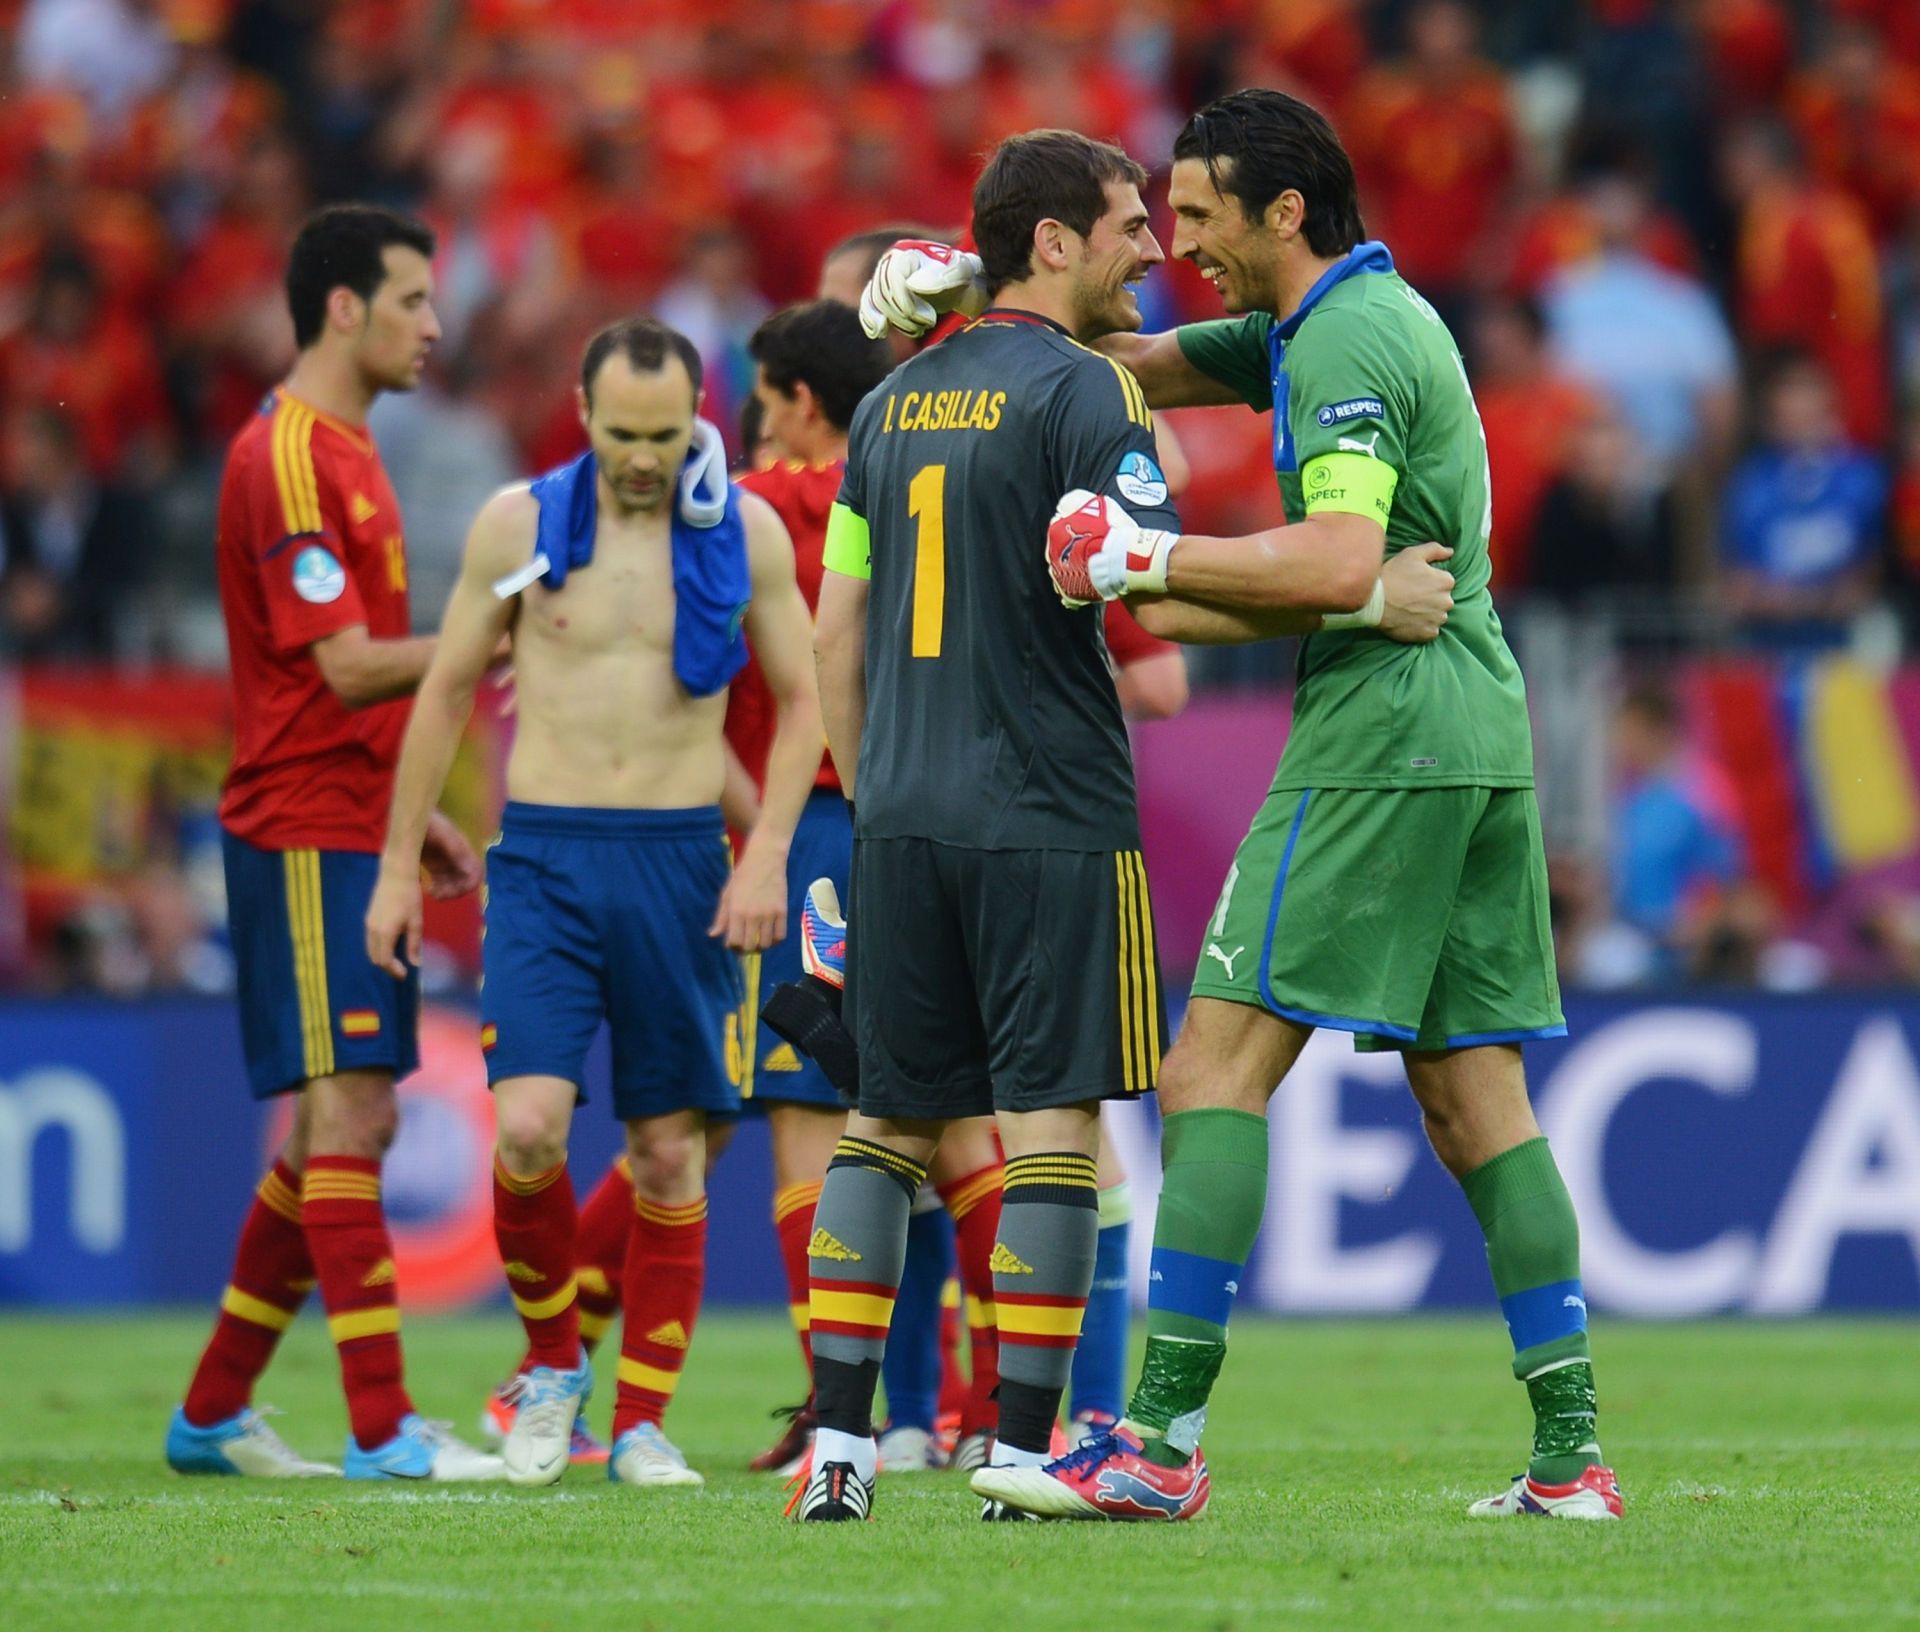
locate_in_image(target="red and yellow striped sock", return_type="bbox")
[302,1155,412,1450]
[938,1161,1004,1436]
[183,1159,313,1426]
[773,1180,822,1376]
[936,1278,967,1426]
[494,1155,579,1371]
[612,1193,707,1436]
[572,1156,633,1356]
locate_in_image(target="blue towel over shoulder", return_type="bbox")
[524,421,749,698]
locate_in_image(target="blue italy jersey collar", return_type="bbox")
[1273,240,1395,342]
[1265,241,1394,476]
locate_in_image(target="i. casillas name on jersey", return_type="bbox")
[881,388,1007,433]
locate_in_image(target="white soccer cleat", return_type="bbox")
[166,1405,340,1477]
[788,1457,874,1522]
[500,1362,592,1487]
[950,1429,993,1472]
[1468,1463,1623,1519]
[877,1424,946,1474]
[609,1422,705,1488]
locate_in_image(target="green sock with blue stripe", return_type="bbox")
[1123,1108,1269,1468]
[1461,1136,1602,1484]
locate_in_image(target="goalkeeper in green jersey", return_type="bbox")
[866,88,1619,1523]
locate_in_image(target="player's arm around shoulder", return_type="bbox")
[365,487,526,977]
[1096,330,1244,409]
[714,490,824,953]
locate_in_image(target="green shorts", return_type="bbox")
[1191,785,1565,1051]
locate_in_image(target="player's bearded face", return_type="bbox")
[1167,158,1277,316]
[1071,181,1163,339]
[582,353,699,515]
[355,247,439,391]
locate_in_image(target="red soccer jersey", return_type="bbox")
[216,388,412,852]
[725,457,843,795]
[1103,602,1176,669]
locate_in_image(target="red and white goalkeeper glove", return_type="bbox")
[1044,490,1178,607]
[858,241,989,340]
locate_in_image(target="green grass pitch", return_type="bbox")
[1,1313,1915,1630]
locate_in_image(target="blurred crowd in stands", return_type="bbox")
[6,0,1920,995]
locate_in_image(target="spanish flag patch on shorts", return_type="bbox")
[480,1023,498,1051]
[340,1010,381,1037]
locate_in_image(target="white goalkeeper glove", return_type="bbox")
[1045,490,1178,607]
[858,240,989,341]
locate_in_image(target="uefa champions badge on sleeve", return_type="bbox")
[1114,452,1169,508]
[293,545,347,604]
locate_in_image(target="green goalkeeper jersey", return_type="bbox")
[1176,242,1534,791]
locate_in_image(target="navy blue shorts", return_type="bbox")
[222,829,421,1099]
[480,803,745,1123]
[739,789,853,1113]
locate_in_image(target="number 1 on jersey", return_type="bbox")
[909,463,946,658]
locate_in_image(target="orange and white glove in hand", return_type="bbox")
[1045,490,1178,608]
[858,241,989,340]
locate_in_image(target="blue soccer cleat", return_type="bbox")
[800,879,846,989]
[166,1405,339,1477]
[343,1413,507,1481]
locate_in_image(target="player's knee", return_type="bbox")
[494,1101,569,1174]
[625,1123,704,1201]
[309,1096,397,1158]
[1419,1107,1469,1175]
[1153,1040,1214,1114]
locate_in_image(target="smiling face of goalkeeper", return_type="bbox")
[971,129,1164,342]
[1164,88,1368,318]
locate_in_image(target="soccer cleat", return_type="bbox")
[877,1424,946,1474]
[608,1422,704,1487]
[980,1496,1047,1521]
[343,1415,507,1481]
[788,1458,874,1522]
[799,879,846,988]
[478,1384,514,1446]
[481,1381,608,1465]
[166,1406,339,1477]
[500,1361,593,1487]
[1468,1463,1623,1520]
[1070,1409,1119,1448]
[749,1401,815,1474]
[950,1429,994,1472]
[970,1429,1210,1521]
[567,1417,611,1465]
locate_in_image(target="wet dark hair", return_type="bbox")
[285,204,435,349]
[1171,89,1365,255]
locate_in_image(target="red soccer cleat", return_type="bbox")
[1468,1463,1623,1520]
[968,1429,1210,1521]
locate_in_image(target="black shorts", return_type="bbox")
[845,837,1165,1121]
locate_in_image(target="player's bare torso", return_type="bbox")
[494,488,728,810]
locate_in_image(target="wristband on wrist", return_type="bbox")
[1320,576,1385,630]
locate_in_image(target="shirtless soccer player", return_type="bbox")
[168,204,503,1483]
[367,317,823,1490]
[869,89,1616,1523]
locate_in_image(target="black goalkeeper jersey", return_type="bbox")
[836,309,1179,852]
